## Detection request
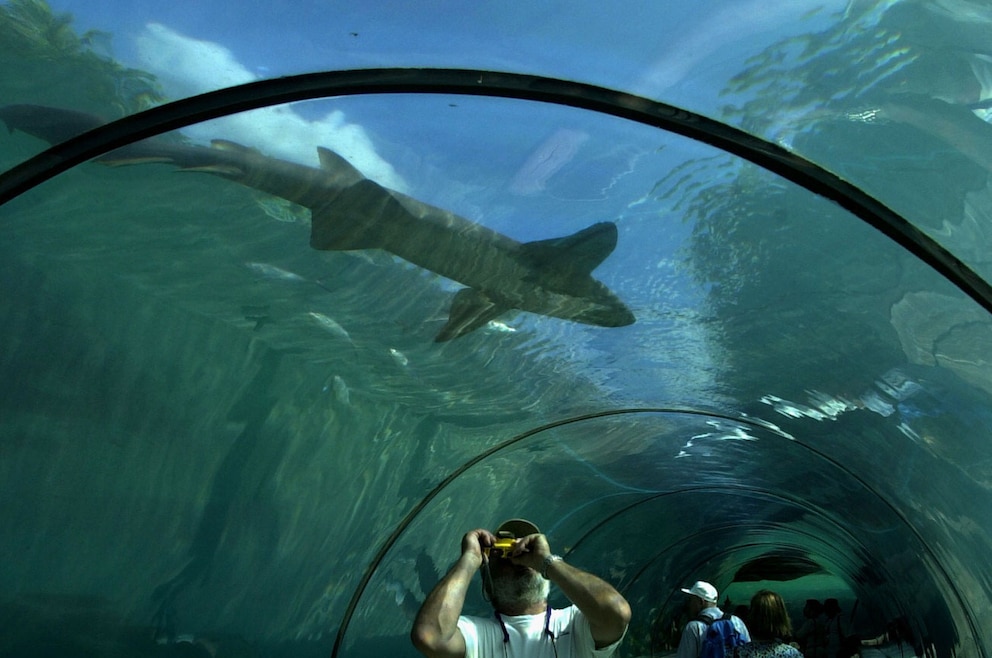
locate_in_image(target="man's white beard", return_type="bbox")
[491,569,550,611]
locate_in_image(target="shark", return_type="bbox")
[0,104,635,341]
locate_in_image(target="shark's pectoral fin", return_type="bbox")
[175,164,246,176]
[518,221,618,274]
[435,288,511,342]
[100,155,183,167]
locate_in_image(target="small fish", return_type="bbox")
[389,348,409,367]
[308,311,351,341]
[251,192,308,224]
[415,551,440,596]
[241,304,272,331]
[384,579,422,620]
[331,375,350,406]
[385,580,405,605]
[245,261,306,282]
[486,320,517,334]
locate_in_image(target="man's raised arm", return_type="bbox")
[513,533,631,648]
[410,529,493,658]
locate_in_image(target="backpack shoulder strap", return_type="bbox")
[697,611,734,626]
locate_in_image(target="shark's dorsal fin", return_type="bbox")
[518,221,618,274]
[435,288,510,342]
[317,146,367,186]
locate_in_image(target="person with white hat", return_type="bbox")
[411,518,630,658]
[676,580,750,658]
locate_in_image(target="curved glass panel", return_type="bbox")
[1,3,992,658]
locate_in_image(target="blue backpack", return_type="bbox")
[698,612,745,658]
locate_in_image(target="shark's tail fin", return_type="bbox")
[435,221,631,340]
[517,221,619,276]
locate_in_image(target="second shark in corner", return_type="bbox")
[0,104,635,341]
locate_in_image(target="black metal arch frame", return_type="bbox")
[0,68,987,657]
[1,68,991,315]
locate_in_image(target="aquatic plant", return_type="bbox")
[0,0,164,114]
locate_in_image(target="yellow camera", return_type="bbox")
[486,537,517,558]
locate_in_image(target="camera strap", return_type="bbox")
[494,605,554,644]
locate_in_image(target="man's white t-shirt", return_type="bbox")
[458,605,624,658]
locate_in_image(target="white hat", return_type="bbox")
[681,580,718,603]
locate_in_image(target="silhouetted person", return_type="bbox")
[823,599,849,658]
[796,599,827,658]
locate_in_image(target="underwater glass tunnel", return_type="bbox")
[1,1,991,656]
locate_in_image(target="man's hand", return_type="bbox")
[505,532,551,572]
[461,528,496,568]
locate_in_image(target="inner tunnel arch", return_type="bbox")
[333,408,973,657]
